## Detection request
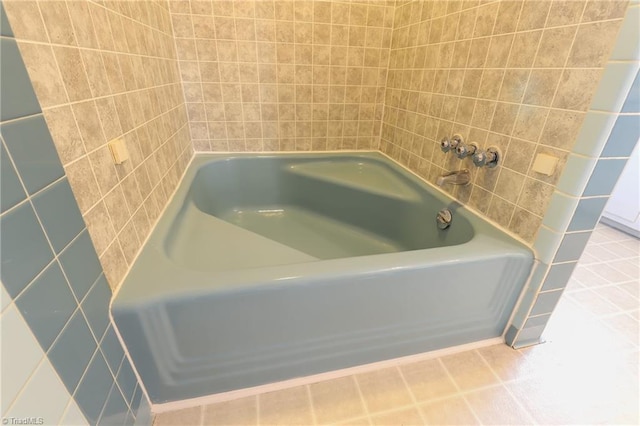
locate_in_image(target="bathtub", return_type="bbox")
[112,152,533,404]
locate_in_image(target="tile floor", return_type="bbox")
[154,224,639,425]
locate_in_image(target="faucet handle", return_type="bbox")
[472,147,500,168]
[440,134,463,153]
[455,142,478,159]
[440,136,452,152]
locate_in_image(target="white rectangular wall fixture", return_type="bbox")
[531,153,559,176]
[108,138,129,165]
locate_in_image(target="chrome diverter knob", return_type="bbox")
[436,208,452,230]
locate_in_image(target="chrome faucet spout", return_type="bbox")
[436,169,471,186]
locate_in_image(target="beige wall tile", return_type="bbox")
[568,21,622,67]
[535,26,577,68]
[582,0,629,22]
[83,200,116,256]
[3,1,48,42]
[517,177,554,217]
[64,156,101,213]
[6,0,192,291]
[17,42,68,107]
[52,46,92,102]
[487,196,516,229]
[42,106,85,163]
[382,0,624,245]
[553,68,603,111]
[168,0,390,153]
[6,0,628,296]
[39,1,77,46]
[547,1,586,27]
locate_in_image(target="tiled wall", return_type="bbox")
[506,1,640,347]
[169,0,394,152]
[0,3,151,424]
[380,0,628,244]
[3,0,193,290]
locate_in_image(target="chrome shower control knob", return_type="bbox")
[472,147,500,168]
[472,150,488,167]
[451,134,463,149]
[455,142,478,159]
[440,135,462,153]
[440,136,452,152]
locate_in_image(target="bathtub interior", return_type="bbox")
[165,155,474,271]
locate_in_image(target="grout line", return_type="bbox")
[1,343,50,418]
[305,385,317,426]
[475,348,538,424]
[256,389,261,426]
[436,357,484,425]
[351,373,374,426]
[396,364,429,425]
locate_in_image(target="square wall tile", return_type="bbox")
[75,351,115,425]
[133,392,152,426]
[542,192,579,233]
[590,62,640,113]
[504,324,519,346]
[48,309,97,394]
[571,111,618,157]
[600,115,640,158]
[513,324,546,347]
[98,383,129,426]
[567,197,609,232]
[0,2,13,37]
[1,114,64,194]
[16,261,77,351]
[0,38,40,121]
[130,385,143,416]
[81,274,111,341]
[32,178,85,253]
[510,262,548,330]
[530,289,563,316]
[533,226,563,264]
[100,325,124,376]
[0,201,54,298]
[6,357,71,425]
[524,314,551,329]
[59,230,102,302]
[116,358,137,405]
[554,232,592,263]
[1,306,44,415]
[541,261,578,291]
[1,140,26,213]
[622,70,640,113]
[582,158,628,196]
[60,399,89,426]
[556,154,598,197]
